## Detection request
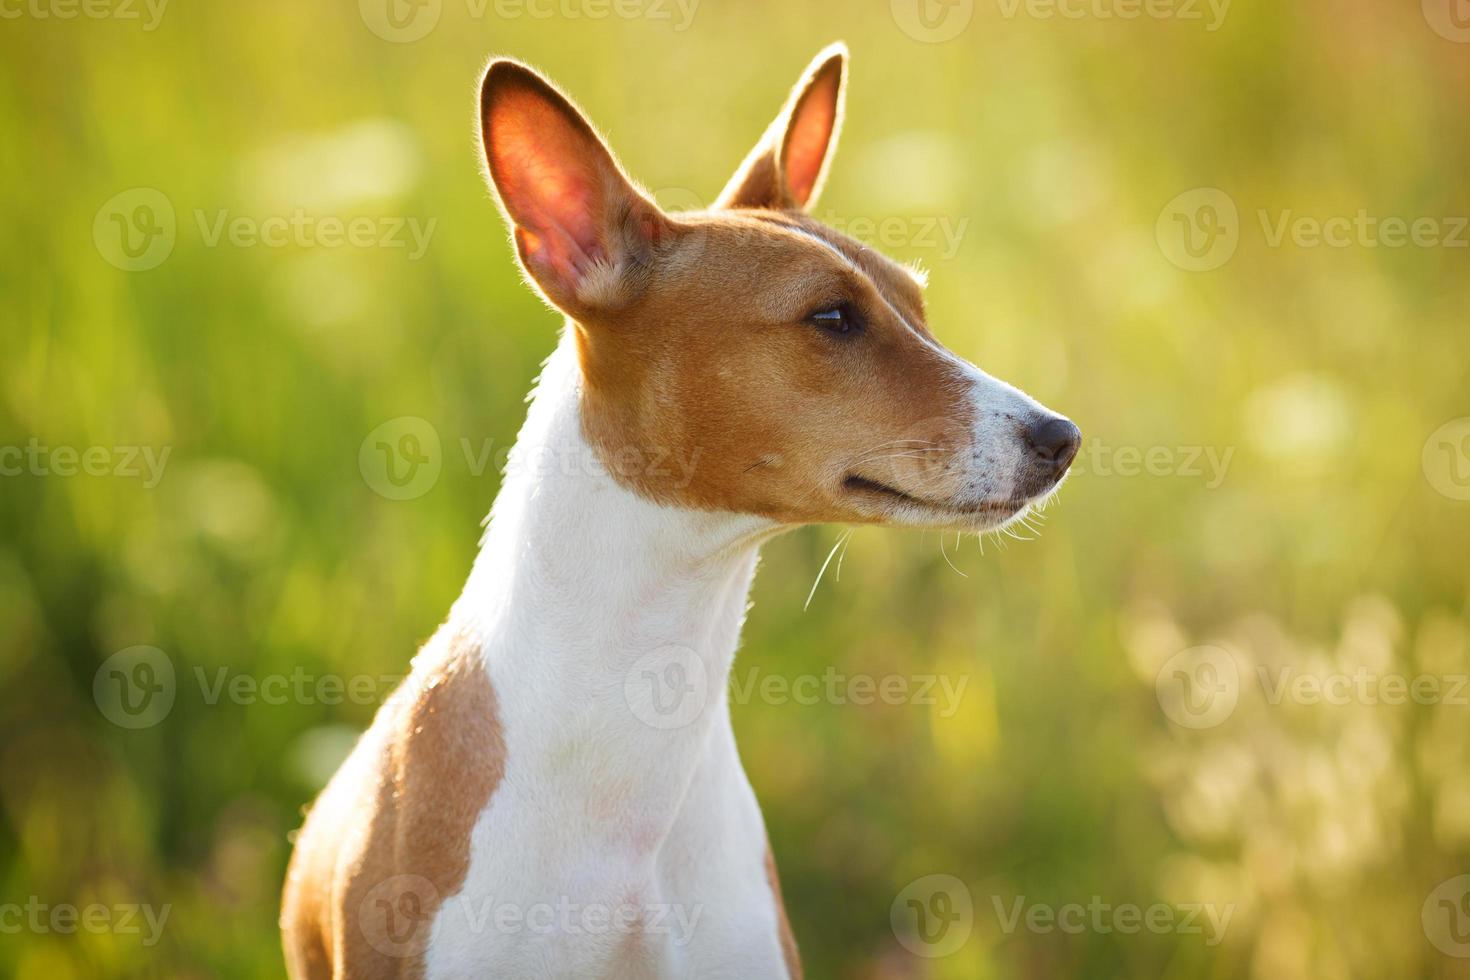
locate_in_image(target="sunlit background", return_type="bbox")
[3,0,1470,977]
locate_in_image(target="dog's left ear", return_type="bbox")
[717,42,848,212]
[479,59,669,317]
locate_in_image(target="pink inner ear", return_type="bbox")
[489,88,608,284]
[782,69,840,206]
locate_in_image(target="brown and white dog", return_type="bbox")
[281,43,1080,979]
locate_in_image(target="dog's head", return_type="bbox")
[478,44,1078,532]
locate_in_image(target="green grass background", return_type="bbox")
[3,0,1470,976]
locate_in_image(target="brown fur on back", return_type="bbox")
[280,630,506,980]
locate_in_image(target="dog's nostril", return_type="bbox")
[1025,416,1082,469]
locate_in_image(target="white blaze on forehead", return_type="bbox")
[779,222,864,275]
[776,221,941,347]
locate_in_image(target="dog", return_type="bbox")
[281,42,1079,979]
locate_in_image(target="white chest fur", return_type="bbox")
[423,332,791,978]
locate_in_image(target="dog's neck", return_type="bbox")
[451,328,776,848]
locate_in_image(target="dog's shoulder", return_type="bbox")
[281,629,506,980]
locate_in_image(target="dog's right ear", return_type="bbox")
[479,60,669,317]
[716,43,848,212]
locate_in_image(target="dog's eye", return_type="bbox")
[807,305,859,335]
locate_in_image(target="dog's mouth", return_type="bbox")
[842,473,1031,525]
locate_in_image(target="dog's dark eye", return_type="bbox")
[807,305,859,335]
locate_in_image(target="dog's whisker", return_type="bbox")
[835,528,854,582]
[804,530,852,611]
[939,528,968,578]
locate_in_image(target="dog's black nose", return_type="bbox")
[1025,416,1081,470]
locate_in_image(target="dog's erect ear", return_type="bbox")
[480,60,669,316]
[716,43,848,212]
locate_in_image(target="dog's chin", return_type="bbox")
[841,474,1058,533]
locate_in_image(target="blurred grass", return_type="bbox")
[2,0,1469,977]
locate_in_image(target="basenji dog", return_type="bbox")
[281,42,1080,979]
